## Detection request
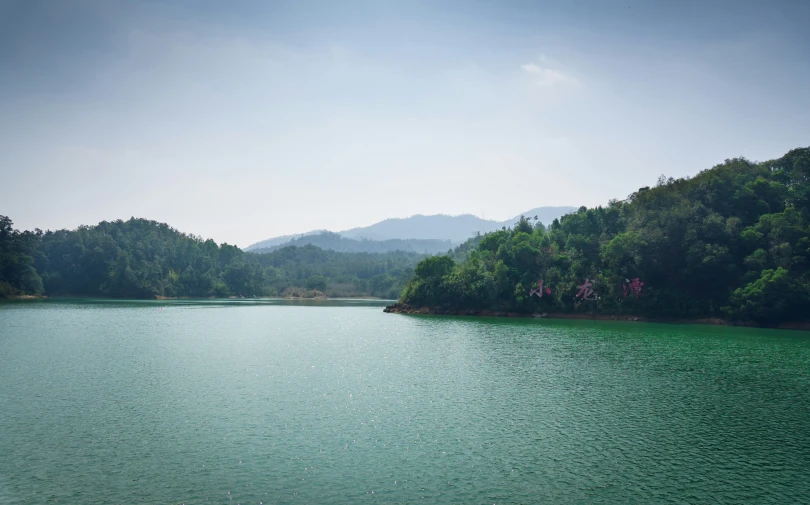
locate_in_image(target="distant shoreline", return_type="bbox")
[1,294,388,302]
[382,303,810,331]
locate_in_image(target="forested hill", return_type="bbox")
[4,146,809,316]
[0,217,422,299]
[248,231,453,255]
[398,147,810,326]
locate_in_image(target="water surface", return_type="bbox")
[1,299,809,504]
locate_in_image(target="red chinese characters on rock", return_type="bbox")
[529,280,552,298]
[623,278,644,300]
[575,278,598,301]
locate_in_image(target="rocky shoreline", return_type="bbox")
[382,303,810,330]
[384,303,535,318]
[383,303,646,320]
[383,303,810,330]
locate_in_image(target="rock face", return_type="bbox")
[381,305,786,329]
[382,305,650,322]
[383,303,437,315]
[383,303,534,318]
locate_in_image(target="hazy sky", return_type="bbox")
[2,0,809,247]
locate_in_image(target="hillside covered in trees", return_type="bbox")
[0,217,422,300]
[248,231,453,255]
[5,146,809,322]
[397,147,810,325]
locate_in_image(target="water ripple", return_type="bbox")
[0,302,809,504]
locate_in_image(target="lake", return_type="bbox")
[1,299,809,504]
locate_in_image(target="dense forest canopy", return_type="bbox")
[0,216,43,296]
[400,147,810,325]
[0,217,422,299]
[251,244,421,298]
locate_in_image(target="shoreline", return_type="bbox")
[382,303,810,331]
[2,294,387,302]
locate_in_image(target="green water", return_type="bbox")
[1,299,809,504]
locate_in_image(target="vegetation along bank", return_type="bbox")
[391,147,810,328]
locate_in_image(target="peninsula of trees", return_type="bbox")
[395,147,810,326]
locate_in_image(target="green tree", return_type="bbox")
[305,275,329,291]
[725,268,808,324]
[0,216,44,296]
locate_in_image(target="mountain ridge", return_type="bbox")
[245,206,576,252]
[249,231,453,255]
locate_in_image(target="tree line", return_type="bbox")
[400,147,810,325]
[4,146,808,323]
[0,216,422,299]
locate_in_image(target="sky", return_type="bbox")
[2,0,809,247]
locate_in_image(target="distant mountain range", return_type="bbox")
[245,206,577,253]
[248,232,453,255]
[243,230,328,251]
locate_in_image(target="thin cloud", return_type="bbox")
[521,61,577,87]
